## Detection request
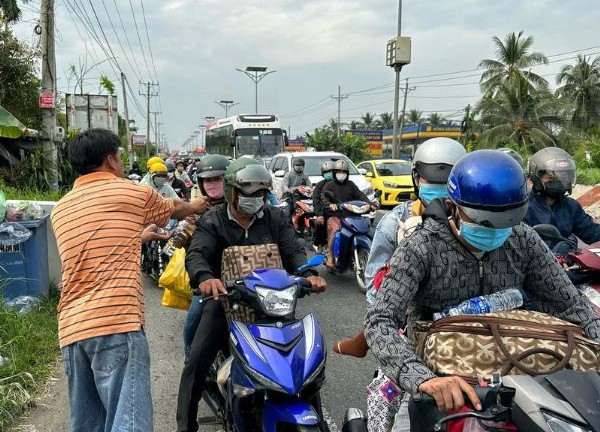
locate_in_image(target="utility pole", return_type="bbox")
[40,0,59,190]
[121,72,134,167]
[397,78,415,153]
[150,110,161,152]
[215,100,239,117]
[139,81,158,157]
[461,104,471,146]
[331,86,348,137]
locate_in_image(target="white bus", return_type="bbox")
[205,114,288,159]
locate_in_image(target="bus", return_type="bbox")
[205,114,288,159]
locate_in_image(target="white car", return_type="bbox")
[268,151,375,200]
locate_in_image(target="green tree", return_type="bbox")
[407,109,424,125]
[476,77,559,155]
[427,112,446,125]
[555,54,600,130]
[479,31,548,96]
[348,120,360,131]
[99,75,115,95]
[379,112,393,129]
[0,28,41,128]
[360,112,378,129]
[0,0,27,23]
[304,125,367,163]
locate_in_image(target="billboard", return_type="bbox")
[132,135,147,147]
[66,94,118,135]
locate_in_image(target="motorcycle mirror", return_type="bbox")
[374,190,382,198]
[296,253,326,273]
[533,224,568,242]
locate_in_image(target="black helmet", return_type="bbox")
[528,147,576,197]
[224,158,272,203]
[197,154,231,179]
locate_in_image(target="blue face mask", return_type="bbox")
[418,184,447,204]
[323,172,333,181]
[458,219,512,252]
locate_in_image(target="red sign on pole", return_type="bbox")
[38,92,54,108]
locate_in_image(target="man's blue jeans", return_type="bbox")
[183,295,205,355]
[61,331,153,432]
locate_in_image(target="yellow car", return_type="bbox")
[357,159,416,206]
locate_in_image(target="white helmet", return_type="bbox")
[413,138,467,183]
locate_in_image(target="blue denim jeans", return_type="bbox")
[183,295,205,355]
[61,331,153,432]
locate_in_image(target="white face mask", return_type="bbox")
[335,172,348,182]
[237,196,264,215]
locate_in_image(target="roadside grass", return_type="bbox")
[1,184,63,202]
[0,285,60,430]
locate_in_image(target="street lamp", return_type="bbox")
[235,66,276,114]
[215,100,239,117]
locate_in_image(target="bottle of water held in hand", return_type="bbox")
[163,220,189,257]
[433,288,524,321]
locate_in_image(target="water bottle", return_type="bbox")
[433,288,524,320]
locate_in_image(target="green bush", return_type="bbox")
[577,168,600,185]
[0,286,60,429]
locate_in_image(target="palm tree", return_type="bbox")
[476,77,560,155]
[479,31,549,96]
[427,112,446,125]
[0,0,26,24]
[555,54,600,130]
[407,109,424,125]
[348,120,361,131]
[379,112,393,129]
[360,112,378,130]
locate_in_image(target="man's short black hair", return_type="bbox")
[68,128,120,175]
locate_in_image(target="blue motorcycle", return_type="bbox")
[324,191,376,293]
[199,255,330,432]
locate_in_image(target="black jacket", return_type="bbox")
[312,179,329,216]
[321,179,369,216]
[186,203,314,288]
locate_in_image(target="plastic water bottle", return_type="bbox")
[163,220,189,257]
[433,288,524,320]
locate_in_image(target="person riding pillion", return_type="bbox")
[141,162,181,199]
[141,156,164,183]
[524,147,600,254]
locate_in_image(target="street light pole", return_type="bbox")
[236,66,276,114]
[215,100,239,117]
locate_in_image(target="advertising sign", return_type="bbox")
[132,135,146,147]
[38,92,54,108]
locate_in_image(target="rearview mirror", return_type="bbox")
[533,224,567,242]
[358,168,367,175]
[274,170,286,178]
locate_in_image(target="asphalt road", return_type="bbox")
[13,210,390,432]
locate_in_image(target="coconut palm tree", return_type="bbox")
[427,112,446,125]
[348,120,361,131]
[0,0,25,23]
[479,31,549,96]
[476,77,560,155]
[360,112,378,130]
[555,54,600,130]
[407,109,424,125]
[379,112,393,129]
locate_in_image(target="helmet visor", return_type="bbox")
[235,164,272,194]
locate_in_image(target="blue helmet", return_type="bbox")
[447,150,528,228]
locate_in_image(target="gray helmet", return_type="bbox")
[293,158,306,167]
[224,158,272,203]
[321,160,335,175]
[413,137,467,184]
[498,148,524,168]
[528,147,576,197]
[333,159,350,173]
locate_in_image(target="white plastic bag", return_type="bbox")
[0,222,32,246]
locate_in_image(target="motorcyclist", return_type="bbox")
[187,157,202,183]
[524,147,600,254]
[312,160,335,253]
[333,137,466,432]
[166,160,189,200]
[141,162,180,199]
[128,160,143,177]
[498,147,524,168]
[176,158,327,432]
[180,154,232,355]
[175,160,193,186]
[365,150,600,414]
[321,159,374,269]
[141,156,164,183]
[282,158,312,219]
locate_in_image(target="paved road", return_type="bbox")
[12,216,392,431]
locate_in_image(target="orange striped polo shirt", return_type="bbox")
[51,171,174,348]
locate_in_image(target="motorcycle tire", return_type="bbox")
[354,247,370,294]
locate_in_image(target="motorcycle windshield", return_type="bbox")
[230,313,325,395]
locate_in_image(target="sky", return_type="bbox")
[13,0,600,151]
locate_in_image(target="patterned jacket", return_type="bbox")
[364,199,600,394]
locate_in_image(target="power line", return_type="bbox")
[111,0,143,81]
[128,0,153,80]
[139,0,158,82]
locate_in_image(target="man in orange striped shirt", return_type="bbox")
[51,128,209,432]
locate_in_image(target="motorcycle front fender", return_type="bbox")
[352,235,372,251]
[262,399,320,432]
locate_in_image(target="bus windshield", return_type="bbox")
[236,128,283,158]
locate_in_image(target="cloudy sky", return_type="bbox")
[14,0,600,151]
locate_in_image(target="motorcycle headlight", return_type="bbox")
[255,285,297,317]
[542,412,591,432]
[343,203,371,214]
[383,181,399,188]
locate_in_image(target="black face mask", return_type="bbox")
[543,179,568,199]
